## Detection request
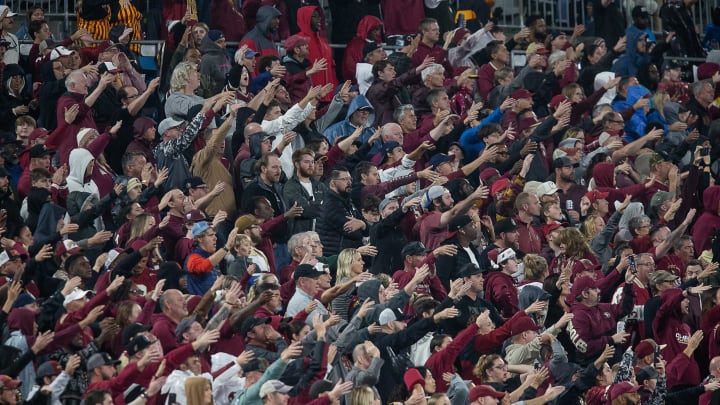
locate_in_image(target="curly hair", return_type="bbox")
[170,61,198,93]
[557,227,592,257]
[473,354,504,381]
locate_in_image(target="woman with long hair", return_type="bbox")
[228,234,269,283]
[332,248,364,321]
[549,227,600,279]
[126,213,158,248]
[185,376,213,405]
[350,385,380,405]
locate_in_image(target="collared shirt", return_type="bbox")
[286,287,328,324]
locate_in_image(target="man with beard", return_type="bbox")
[282,148,327,235]
[316,167,366,256]
[241,5,282,57]
[512,192,542,255]
[554,157,586,222]
[297,7,337,103]
[480,218,520,271]
[443,264,504,336]
[242,154,292,267]
[416,183,488,251]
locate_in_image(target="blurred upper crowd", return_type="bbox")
[3,0,720,404]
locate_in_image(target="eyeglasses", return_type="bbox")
[129,289,145,295]
[637,262,655,267]
[334,177,351,182]
[493,363,508,370]
[608,120,624,124]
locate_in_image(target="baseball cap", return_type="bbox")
[571,276,597,298]
[0,6,17,17]
[191,221,211,238]
[0,375,21,390]
[242,358,269,373]
[448,215,472,232]
[11,292,36,309]
[381,141,401,158]
[526,42,550,56]
[86,353,120,370]
[244,49,260,58]
[632,5,650,18]
[511,89,534,99]
[585,190,610,204]
[293,263,324,280]
[37,361,62,378]
[469,385,505,402]
[235,215,261,232]
[122,323,152,346]
[184,176,206,192]
[421,186,448,209]
[517,116,541,133]
[62,288,91,308]
[609,382,641,401]
[553,156,579,169]
[541,222,564,238]
[635,339,666,358]
[207,29,224,42]
[459,263,483,277]
[29,144,53,159]
[176,316,199,342]
[28,128,49,143]
[429,153,455,169]
[648,270,679,286]
[535,181,559,198]
[510,316,542,335]
[648,152,666,170]
[497,248,516,264]
[480,168,500,184]
[127,335,154,356]
[185,209,206,222]
[494,218,518,235]
[259,380,292,398]
[158,117,185,135]
[363,42,383,58]
[284,34,310,52]
[97,40,118,53]
[636,366,659,384]
[401,241,427,257]
[50,46,74,61]
[650,191,673,209]
[378,308,398,325]
[55,239,82,257]
[240,317,271,335]
[490,177,511,196]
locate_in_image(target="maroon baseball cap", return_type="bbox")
[609,382,641,401]
[469,385,505,402]
[510,316,543,335]
[511,89,534,99]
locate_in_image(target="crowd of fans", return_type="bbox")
[3,0,720,404]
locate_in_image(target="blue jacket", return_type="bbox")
[323,94,377,151]
[623,85,652,142]
[184,247,221,296]
[458,107,504,159]
[612,26,651,77]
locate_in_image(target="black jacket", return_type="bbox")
[369,207,408,275]
[436,237,482,291]
[316,189,366,256]
[281,175,328,235]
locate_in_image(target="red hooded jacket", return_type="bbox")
[341,16,383,82]
[653,288,700,388]
[297,6,338,102]
[692,186,720,252]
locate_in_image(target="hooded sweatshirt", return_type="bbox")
[297,6,338,102]
[652,288,700,388]
[612,27,651,77]
[623,85,652,142]
[200,35,233,95]
[342,16,383,82]
[6,308,37,398]
[323,94,377,146]
[67,148,100,199]
[33,204,65,248]
[692,186,720,253]
[127,117,158,164]
[381,0,425,36]
[241,6,282,57]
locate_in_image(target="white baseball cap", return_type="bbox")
[0,6,17,17]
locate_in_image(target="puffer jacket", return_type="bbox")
[200,35,232,95]
[316,190,366,256]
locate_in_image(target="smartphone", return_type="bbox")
[701,147,710,156]
[617,321,626,334]
[169,394,177,404]
[628,255,637,274]
[653,345,660,365]
[458,14,465,28]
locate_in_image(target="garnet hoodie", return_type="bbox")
[692,186,720,252]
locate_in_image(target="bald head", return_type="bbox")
[711,356,720,376]
[381,123,403,143]
[244,123,263,140]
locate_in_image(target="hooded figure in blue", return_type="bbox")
[623,85,653,142]
[612,28,651,77]
[323,94,379,154]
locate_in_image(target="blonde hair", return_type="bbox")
[185,377,213,405]
[128,214,154,246]
[523,254,548,281]
[473,354,503,381]
[170,62,198,93]
[350,385,376,405]
[336,248,359,281]
[582,214,602,241]
[562,83,582,99]
[652,91,669,120]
